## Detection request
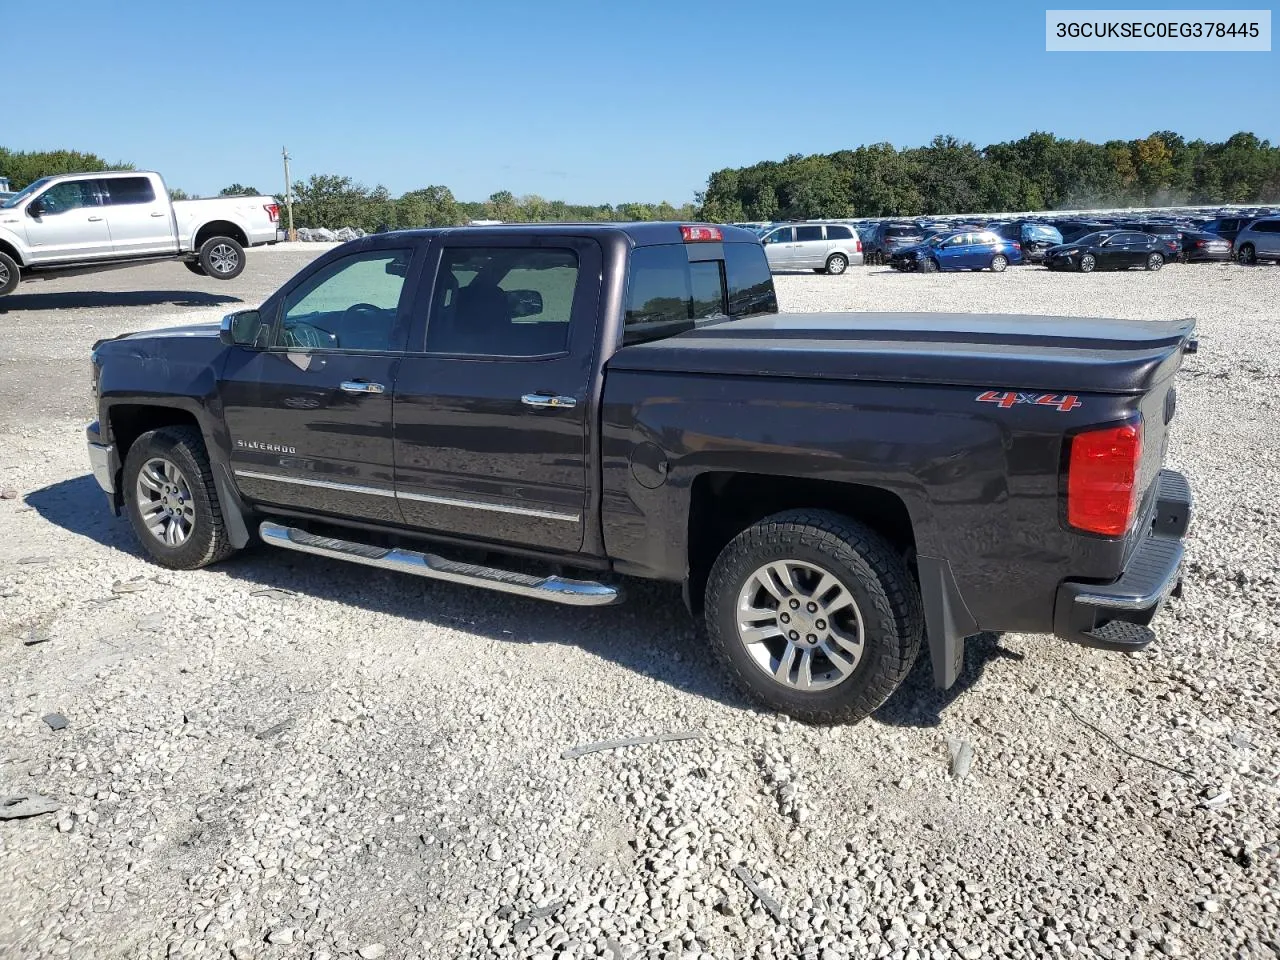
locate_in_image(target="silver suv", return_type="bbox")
[1233,218,1280,265]
[760,222,864,274]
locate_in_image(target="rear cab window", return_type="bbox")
[100,177,157,205]
[624,242,777,346]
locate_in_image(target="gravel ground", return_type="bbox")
[1,254,1278,960]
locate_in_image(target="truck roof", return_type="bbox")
[380,222,763,246]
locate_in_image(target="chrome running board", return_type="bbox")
[258,521,621,607]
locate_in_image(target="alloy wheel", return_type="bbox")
[209,244,240,275]
[734,559,866,691]
[135,457,196,546]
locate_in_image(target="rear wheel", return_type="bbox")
[825,253,848,275]
[198,236,246,280]
[184,260,208,277]
[704,510,923,724]
[989,254,1008,272]
[1079,254,1096,273]
[1145,253,1164,271]
[1237,243,1256,265]
[124,426,236,570]
[0,251,19,296]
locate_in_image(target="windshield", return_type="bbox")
[1,178,52,209]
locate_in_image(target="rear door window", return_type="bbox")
[426,246,580,357]
[825,225,853,240]
[795,225,823,243]
[100,177,157,205]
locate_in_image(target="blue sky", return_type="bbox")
[7,0,1276,203]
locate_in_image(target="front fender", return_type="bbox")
[0,223,29,264]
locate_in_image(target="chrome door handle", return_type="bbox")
[340,381,385,394]
[87,216,104,222]
[150,211,166,217]
[521,394,576,409]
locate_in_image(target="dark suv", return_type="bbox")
[864,222,927,265]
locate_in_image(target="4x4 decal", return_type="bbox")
[975,390,1081,412]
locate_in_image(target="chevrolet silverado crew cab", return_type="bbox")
[0,170,279,296]
[85,223,1194,723]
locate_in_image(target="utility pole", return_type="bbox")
[282,146,296,241]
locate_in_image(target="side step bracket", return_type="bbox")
[258,522,621,607]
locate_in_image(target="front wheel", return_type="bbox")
[704,510,923,724]
[0,251,19,296]
[198,236,246,280]
[124,425,236,570]
[990,254,1008,272]
[919,257,938,273]
[1145,253,1164,271]
[1079,254,1096,273]
[825,253,848,275]
[1237,244,1256,265]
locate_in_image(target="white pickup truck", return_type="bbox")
[0,170,280,296]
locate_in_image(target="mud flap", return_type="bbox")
[916,555,979,689]
[214,464,252,550]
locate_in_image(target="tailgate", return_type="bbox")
[1123,330,1196,559]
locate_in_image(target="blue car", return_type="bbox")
[889,229,1022,273]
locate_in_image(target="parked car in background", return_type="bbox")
[0,171,279,296]
[891,230,1021,273]
[1200,216,1248,244]
[1233,218,1280,265]
[864,222,927,265]
[1130,222,1183,263]
[1179,230,1233,262]
[760,221,863,274]
[1044,231,1166,273]
[991,221,1063,263]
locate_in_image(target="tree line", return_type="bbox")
[0,147,696,229]
[699,131,1280,222]
[5,132,1278,230]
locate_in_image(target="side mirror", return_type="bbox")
[507,289,544,319]
[220,309,265,347]
[27,200,44,218]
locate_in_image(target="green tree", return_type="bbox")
[218,183,260,196]
[0,147,133,190]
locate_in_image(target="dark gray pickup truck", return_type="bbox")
[86,223,1194,722]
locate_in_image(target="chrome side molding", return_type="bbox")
[258,521,621,607]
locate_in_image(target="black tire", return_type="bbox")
[1145,253,1164,272]
[198,236,246,280]
[184,260,208,277]
[0,251,19,296]
[825,253,849,275]
[919,257,938,273]
[1079,254,1096,273]
[704,510,923,724]
[990,254,1008,273]
[124,425,236,570]
[1237,244,1256,266]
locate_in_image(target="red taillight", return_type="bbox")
[681,225,722,242]
[265,203,280,222]
[856,239,862,252]
[1195,239,1206,248]
[1067,422,1143,536]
